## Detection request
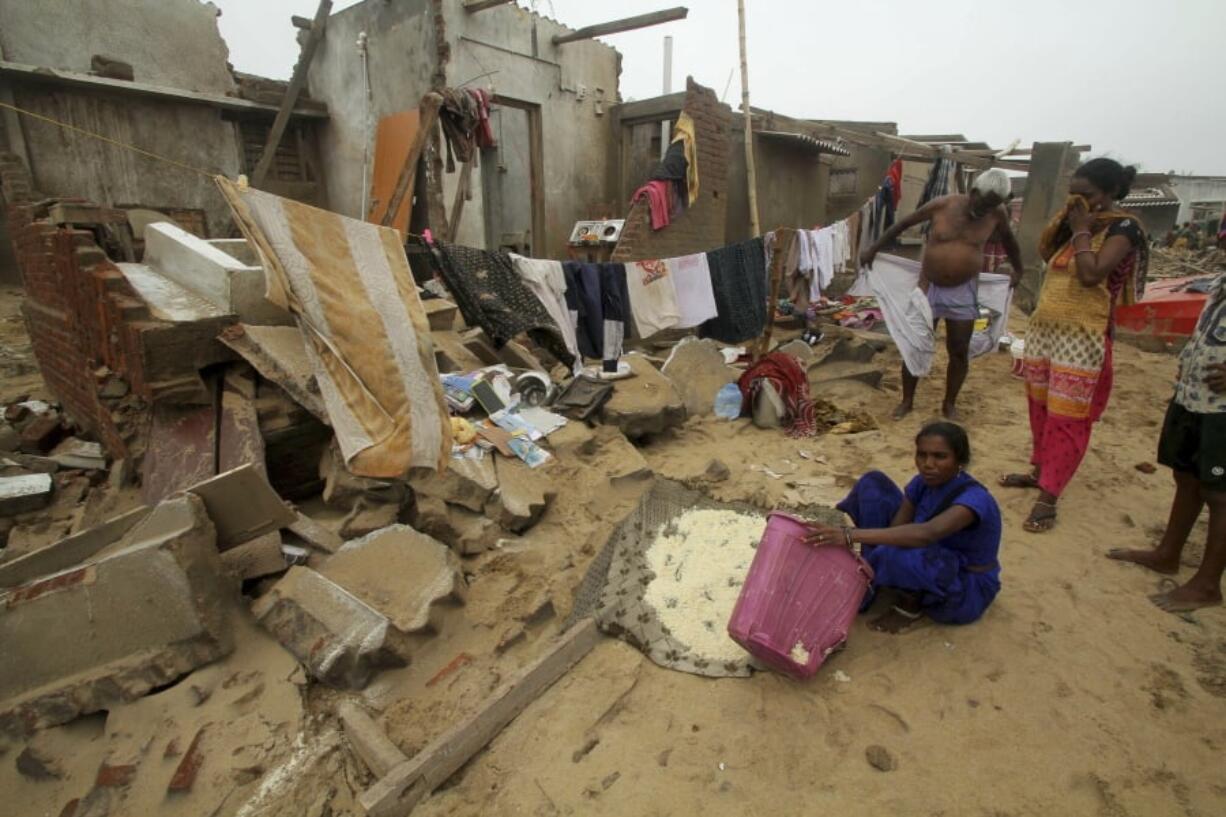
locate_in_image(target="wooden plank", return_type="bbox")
[447,160,472,241]
[340,702,409,778]
[291,14,314,29]
[552,7,689,45]
[463,0,514,11]
[0,59,328,119]
[614,91,687,124]
[381,92,443,228]
[359,619,602,817]
[251,0,332,187]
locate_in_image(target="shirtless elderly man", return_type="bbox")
[861,169,1024,420]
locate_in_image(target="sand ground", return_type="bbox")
[2,285,1224,816]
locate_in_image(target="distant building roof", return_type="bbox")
[1121,186,1180,209]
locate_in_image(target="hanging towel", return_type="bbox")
[671,111,699,205]
[511,254,581,368]
[808,227,836,301]
[632,180,673,230]
[217,177,451,477]
[968,272,1013,358]
[849,254,935,378]
[429,241,574,368]
[626,259,682,337]
[701,237,768,344]
[668,253,718,328]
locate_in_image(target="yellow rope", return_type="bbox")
[0,99,220,179]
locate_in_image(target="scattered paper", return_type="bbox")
[519,406,567,437]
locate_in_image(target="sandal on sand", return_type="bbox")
[891,605,922,619]
[999,473,1039,489]
[1023,500,1057,533]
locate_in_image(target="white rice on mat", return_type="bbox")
[642,508,765,665]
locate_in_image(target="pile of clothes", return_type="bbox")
[631,112,699,230]
[439,88,496,172]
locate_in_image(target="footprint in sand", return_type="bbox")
[1144,663,1190,712]
[1193,640,1226,699]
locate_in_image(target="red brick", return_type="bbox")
[166,727,206,793]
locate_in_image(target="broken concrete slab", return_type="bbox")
[487,456,554,533]
[408,497,500,557]
[19,413,67,455]
[143,221,292,326]
[817,336,882,366]
[776,338,817,364]
[809,363,885,390]
[426,330,484,375]
[0,473,54,516]
[339,500,401,540]
[602,354,687,439]
[422,298,458,333]
[0,494,235,736]
[460,329,503,367]
[5,452,59,474]
[219,324,329,423]
[319,525,465,636]
[186,464,296,551]
[0,505,152,588]
[219,532,288,582]
[408,456,497,513]
[497,338,546,372]
[287,510,343,554]
[320,443,404,509]
[251,566,405,689]
[48,438,107,471]
[661,337,740,417]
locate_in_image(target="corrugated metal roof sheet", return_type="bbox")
[756,130,851,157]
[1121,187,1180,208]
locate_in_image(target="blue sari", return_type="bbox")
[837,470,1002,624]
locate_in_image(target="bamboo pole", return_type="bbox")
[737,0,760,236]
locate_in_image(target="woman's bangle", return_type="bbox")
[1071,230,1092,242]
[842,527,854,547]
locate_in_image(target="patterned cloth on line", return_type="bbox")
[737,352,818,437]
[217,178,451,478]
[430,241,574,368]
[700,237,768,344]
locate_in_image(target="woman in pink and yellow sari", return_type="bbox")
[1001,159,1148,532]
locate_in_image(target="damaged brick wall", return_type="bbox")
[8,202,142,458]
[612,79,730,263]
[9,201,150,461]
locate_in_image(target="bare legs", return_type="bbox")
[894,318,974,421]
[1108,471,1225,612]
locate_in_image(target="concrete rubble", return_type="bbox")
[661,337,741,417]
[602,354,688,439]
[252,526,464,689]
[0,494,235,735]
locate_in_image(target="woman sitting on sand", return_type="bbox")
[806,422,1002,633]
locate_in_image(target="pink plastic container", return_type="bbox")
[728,512,874,679]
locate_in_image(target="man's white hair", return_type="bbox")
[972,168,1011,199]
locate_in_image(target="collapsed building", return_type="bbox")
[0,1,1181,816]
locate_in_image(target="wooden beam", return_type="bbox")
[359,619,602,817]
[463,0,514,11]
[380,92,443,228]
[737,0,759,236]
[290,14,313,29]
[339,702,408,779]
[251,0,332,187]
[756,228,797,360]
[0,60,328,119]
[447,160,472,241]
[552,7,688,45]
[613,91,687,124]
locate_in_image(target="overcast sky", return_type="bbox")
[213,0,1226,175]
